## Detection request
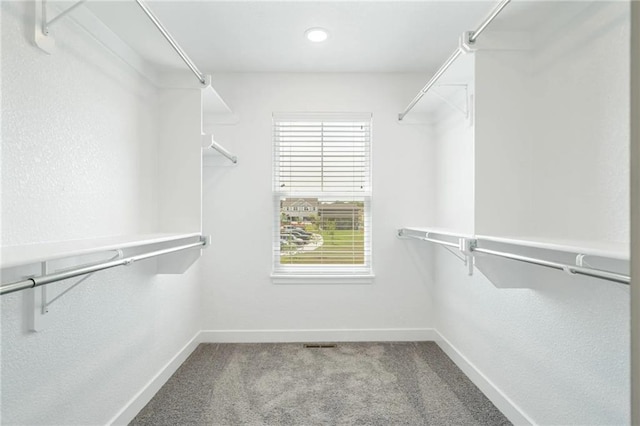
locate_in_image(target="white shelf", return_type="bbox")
[202,85,232,115]
[400,227,474,240]
[399,52,474,124]
[399,227,629,286]
[475,235,629,261]
[401,227,629,260]
[0,233,202,269]
[202,85,238,125]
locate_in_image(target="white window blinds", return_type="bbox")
[272,113,372,278]
[274,114,371,194]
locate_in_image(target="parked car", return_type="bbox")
[281,234,304,245]
[287,230,310,240]
[283,226,312,236]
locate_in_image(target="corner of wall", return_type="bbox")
[107,331,202,425]
[433,330,535,426]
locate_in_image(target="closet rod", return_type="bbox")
[398,232,460,249]
[398,49,463,121]
[398,0,511,121]
[0,238,207,296]
[468,0,512,42]
[134,0,206,86]
[207,140,238,164]
[473,247,630,285]
[397,229,629,284]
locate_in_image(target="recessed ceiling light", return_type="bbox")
[305,28,328,43]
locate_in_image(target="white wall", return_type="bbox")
[474,49,534,239]
[1,5,158,245]
[201,73,435,339]
[631,3,640,424]
[431,54,475,235]
[433,250,629,425]
[2,1,630,424]
[431,2,631,424]
[433,115,475,234]
[475,1,629,246]
[528,1,629,245]
[1,2,202,424]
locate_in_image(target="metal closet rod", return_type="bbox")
[0,238,207,296]
[398,231,630,285]
[134,0,207,86]
[472,247,630,285]
[398,0,512,121]
[401,233,460,249]
[208,140,238,164]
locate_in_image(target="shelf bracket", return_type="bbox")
[442,245,467,263]
[44,0,87,35]
[423,232,472,272]
[35,0,87,53]
[575,253,593,268]
[35,0,55,53]
[27,262,49,332]
[44,250,124,309]
[461,238,476,276]
[431,84,470,121]
[28,250,123,332]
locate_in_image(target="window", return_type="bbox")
[272,113,372,282]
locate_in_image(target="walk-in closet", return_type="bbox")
[1,0,638,424]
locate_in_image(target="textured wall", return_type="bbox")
[433,250,629,425]
[1,2,202,424]
[474,49,534,239]
[475,1,630,246]
[432,2,631,424]
[1,4,158,246]
[528,1,630,244]
[432,100,475,234]
[2,1,630,424]
[200,73,435,335]
[631,4,640,424]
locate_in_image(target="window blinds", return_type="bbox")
[273,113,371,195]
[272,113,372,276]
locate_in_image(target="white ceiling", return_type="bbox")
[85,1,496,74]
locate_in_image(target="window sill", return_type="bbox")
[271,274,375,285]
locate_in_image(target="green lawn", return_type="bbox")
[281,229,365,265]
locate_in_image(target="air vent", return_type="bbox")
[303,343,337,349]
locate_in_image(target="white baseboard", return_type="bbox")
[433,330,535,426]
[107,331,201,426]
[200,328,438,343]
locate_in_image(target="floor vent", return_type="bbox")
[304,343,337,349]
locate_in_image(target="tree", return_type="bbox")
[324,219,336,239]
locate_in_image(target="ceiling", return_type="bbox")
[85,1,496,74]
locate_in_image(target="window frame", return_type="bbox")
[271,112,374,284]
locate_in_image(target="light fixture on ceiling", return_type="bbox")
[305,27,329,43]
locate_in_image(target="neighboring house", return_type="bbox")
[281,198,319,222]
[318,202,362,230]
[281,198,362,230]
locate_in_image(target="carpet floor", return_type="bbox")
[130,342,512,425]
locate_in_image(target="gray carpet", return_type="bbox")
[131,342,512,425]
